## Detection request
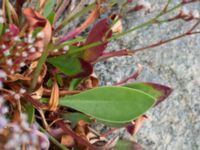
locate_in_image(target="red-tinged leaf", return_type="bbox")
[47,56,93,78]
[59,28,82,43]
[124,82,173,106]
[59,3,101,43]
[23,8,45,27]
[23,8,52,47]
[82,18,112,62]
[75,59,93,78]
[146,83,173,106]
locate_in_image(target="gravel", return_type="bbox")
[94,0,200,149]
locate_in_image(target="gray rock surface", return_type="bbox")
[94,0,200,149]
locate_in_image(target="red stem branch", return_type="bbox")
[94,49,132,63]
[129,20,200,54]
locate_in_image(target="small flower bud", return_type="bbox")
[0,70,7,79]
[0,9,4,15]
[37,31,45,39]
[63,45,69,51]
[191,10,199,19]
[6,59,13,66]
[0,17,5,24]
[181,7,190,16]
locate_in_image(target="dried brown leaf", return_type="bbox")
[59,0,106,43]
[111,19,123,33]
[48,81,59,111]
[7,74,31,82]
[126,115,148,135]
[31,86,44,99]
[83,74,99,89]
[75,120,90,150]
[39,0,48,14]
[43,88,81,96]
[23,61,47,87]
[23,8,52,48]
[12,106,21,122]
[61,135,75,147]
[89,74,99,88]
[132,115,147,135]
[75,120,89,137]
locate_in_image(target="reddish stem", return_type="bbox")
[129,20,200,54]
[114,64,143,85]
[94,49,132,63]
[23,93,46,110]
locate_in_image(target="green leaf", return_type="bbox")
[47,12,55,25]
[124,82,172,106]
[115,140,143,150]
[62,113,91,127]
[68,78,82,90]
[59,86,155,125]
[46,78,53,87]
[24,103,35,125]
[0,24,4,36]
[43,0,55,17]
[32,27,43,37]
[47,55,83,76]
[55,74,63,87]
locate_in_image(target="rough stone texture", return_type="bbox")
[94,0,200,150]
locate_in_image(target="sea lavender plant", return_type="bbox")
[0,0,199,149]
[0,96,49,149]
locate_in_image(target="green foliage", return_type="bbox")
[47,55,83,76]
[0,0,180,149]
[115,140,143,150]
[68,78,83,90]
[62,113,91,127]
[125,82,172,105]
[25,103,35,125]
[125,83,161,99]
[47,12,55,25]
[0,24,4,36]
[43,0,56,17]
[59,86,155,125]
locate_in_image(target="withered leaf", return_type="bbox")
[126,115,147,135]
[23,8,52,47]
[61,135,75,147]
[48,81,59,111]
